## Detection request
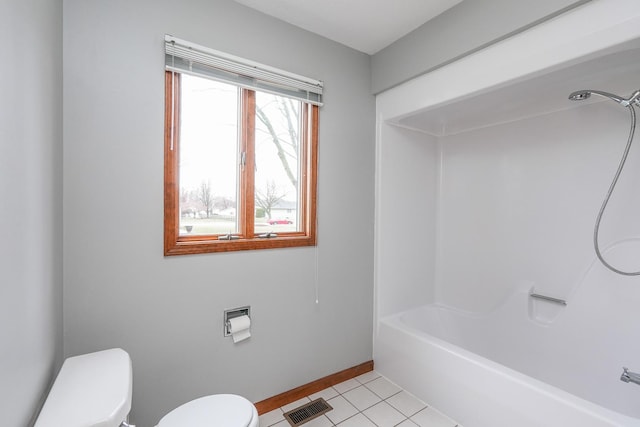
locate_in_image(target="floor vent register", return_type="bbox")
[283,397,333,426]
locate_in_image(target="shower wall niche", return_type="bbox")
[375,0,640,319]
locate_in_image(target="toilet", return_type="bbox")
[156,394,258,427]
[35,348,259,427]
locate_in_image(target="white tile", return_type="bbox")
[333,378,361,394]
[260,374,460,427]
[342,385,381,411]
[258,408,284,426]
[364,376,402,399]
[337,413,377,427]
[411,407,457,427]
[309,386,339,401]
[362,401,406,427]
[303,414,334,427]
[386,390,427,417]
[281,396,311,413]
[355,370,381,384]
[326,395,359,425]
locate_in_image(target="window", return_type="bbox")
[164,36,321,255]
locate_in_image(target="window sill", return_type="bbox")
[164,234,317,256]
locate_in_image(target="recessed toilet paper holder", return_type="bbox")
[223,306,251,337]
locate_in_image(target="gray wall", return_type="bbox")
[371,0,591,94]
[62,1,375,426]
[0,0,63,426]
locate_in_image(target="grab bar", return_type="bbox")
[529,292,567,306]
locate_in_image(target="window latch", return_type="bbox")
[219,233,240,241]
[258,232,278,239]
[240,151,246,168]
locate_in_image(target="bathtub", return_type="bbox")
[374,291,640,427]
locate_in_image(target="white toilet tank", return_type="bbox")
[35,348,133,427]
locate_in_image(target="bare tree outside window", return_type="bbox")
[254,93,301,232]
[197,180,214,218]
[255,180,287,220]
[256,97,299,189]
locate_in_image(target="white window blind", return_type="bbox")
[165,35,323,106]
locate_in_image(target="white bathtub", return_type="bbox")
[375,294,640,427]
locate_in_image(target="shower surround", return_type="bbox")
[374,1,640,426]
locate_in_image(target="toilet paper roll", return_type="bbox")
[228,315,251,343]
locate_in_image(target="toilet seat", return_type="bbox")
[157,394,258,427]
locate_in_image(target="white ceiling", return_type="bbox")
[233,0,464,55]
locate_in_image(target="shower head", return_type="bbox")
[569,89,640,107]
[569,90,624,104]
[568,90,592,101]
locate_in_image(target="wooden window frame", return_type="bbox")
[164,71,318,255]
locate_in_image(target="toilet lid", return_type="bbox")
[158,394,256,427]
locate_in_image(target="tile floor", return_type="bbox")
[258,371,461,427]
